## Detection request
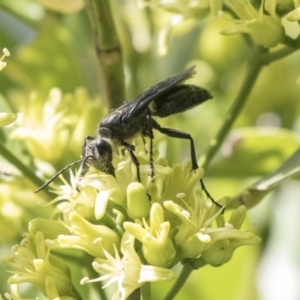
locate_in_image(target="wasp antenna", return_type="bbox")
[35,159,83,193]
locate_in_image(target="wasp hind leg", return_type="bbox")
[151,119,222,208]
[145,115,156,178]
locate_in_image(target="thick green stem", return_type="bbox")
[163,258,207,300]
[85,0,125,109]
[163,263,194,300]
[200,45,265,169]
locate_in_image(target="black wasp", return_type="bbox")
[36,66,218,206]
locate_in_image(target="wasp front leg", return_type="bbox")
[80,136,95,176]
[121,141,141,182]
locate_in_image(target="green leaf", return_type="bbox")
[228,147,300,209]
[207,127,300,178]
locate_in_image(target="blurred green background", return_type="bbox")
[1,0,300,299]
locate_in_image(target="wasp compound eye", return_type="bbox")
[96,139,113,161]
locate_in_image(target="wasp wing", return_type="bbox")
[100,66,209,127]
[124,65,197,118]
[150,84,212,118]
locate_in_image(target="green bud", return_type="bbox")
[127,182,150,219]
[202,239,233,266]
[178,231,211,258]
[202,227,261,266]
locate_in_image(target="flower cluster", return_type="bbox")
[137,0,300,55]
[10,87,105,169]
[221,0,284,47]
[2,141,260,299]
[2,231,80,299]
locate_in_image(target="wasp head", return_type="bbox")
[81,137,115,176]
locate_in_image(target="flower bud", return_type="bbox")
[178,231,211,258]
[127,182,150,219]
[202,239,233,266]
[124,203,176,267]
[202,228,261,266]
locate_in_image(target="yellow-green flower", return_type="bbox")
[10,88,104,165]
[222,0,284,47]
[49,209,121,258]
[164,192,227,258]
[202,206,261,266]
[81,233,176,300]
[124,203,176,267]
[138,0,218,55]
[2,128,260,299]
[1,232,80,299]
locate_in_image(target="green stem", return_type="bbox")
[141,283,151,300]
[261,46,297,64]
[83,254,108,300]
[163,263,194,300]
[0,141,52,198]
[262,45,300,65]
[85,0,125,109]
[200,45,265,169]
[128,288,140,300]
[261,34,300,64]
